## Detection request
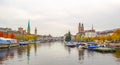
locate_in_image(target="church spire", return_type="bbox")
[27,20,30,34]
[92,24,93,30]
[35,27,37,35]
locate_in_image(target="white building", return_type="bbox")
[84,30,97,37]
[84,25,97,38]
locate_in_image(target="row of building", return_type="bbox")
[0,20,53,41]
[64,22,118,41]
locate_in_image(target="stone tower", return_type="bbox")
[78,22,84,33]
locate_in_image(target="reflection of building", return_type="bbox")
[0,49,15,64]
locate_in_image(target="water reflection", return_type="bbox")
[27,44,31,64]
[33,43,37,56]
[0,42,120,65]
[114,49,120,58]
[114,49,120,62]
[0,48,16,64]
[78,49,84,62]
[17,46,27,58]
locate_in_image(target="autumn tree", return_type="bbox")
[0,31,4,37]
[8,33,16,39]
[111,29,120,42]
[98,36,106,42]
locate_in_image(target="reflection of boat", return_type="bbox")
[0,43,18,48]
[40,40,46,43]
[0,48,15,62]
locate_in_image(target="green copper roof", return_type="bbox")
[28,20,30,30]
[27,20,30,34]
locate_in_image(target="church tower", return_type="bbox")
[81,23,84,32]
[78,23,81,33]
[78,22,84,33]
[27,20,31,35]
[35,27,37,35]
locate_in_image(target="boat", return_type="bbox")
[65,41,76,47]
[19,41,29,46]
[93,47,116,53]
[0,37,19,48]
[76,42,87,49]
[87,42,98,49]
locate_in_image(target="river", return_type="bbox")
[0,42,120,65]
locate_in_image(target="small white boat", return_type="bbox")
[0,37,19,48]
[19,41,29,46]
[65,41,76,47]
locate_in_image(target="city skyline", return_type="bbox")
[0,0,120,36]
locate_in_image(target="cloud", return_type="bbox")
[0,0,120,36]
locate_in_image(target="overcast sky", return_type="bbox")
[0,0,120,36]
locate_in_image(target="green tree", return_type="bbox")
[65,31,71,42]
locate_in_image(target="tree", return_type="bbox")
[99,36,106,42]
[0,31,4,37]
[111,29,120,42]
[76,34,82,42]
[8,33,16,39]
[76,35,81,42]
[65,31,71,42]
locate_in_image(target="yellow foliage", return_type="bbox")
[76,35,81,41]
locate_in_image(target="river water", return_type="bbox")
[0,42,120,65]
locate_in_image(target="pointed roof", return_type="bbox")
[28,20,30,30]
[35,27,37,31]
[92,24,93,30]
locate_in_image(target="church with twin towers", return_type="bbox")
[77,22,84,35]
[76,22,96,38]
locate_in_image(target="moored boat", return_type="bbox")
[93,47,116,53]
[0,37,19,48]
[76,42,87,49]
[65,41,76,47]
[87,42,98,49]
[19,41,29,46]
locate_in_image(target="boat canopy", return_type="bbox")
[0,37,17,44]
